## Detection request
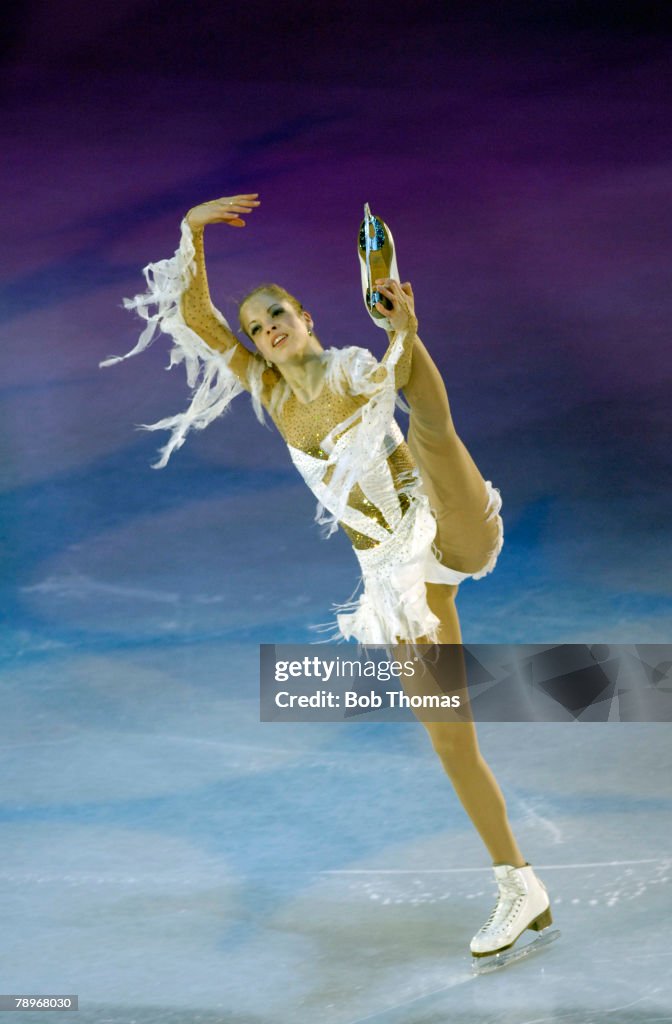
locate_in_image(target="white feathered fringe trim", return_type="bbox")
[100,219,278,468]
[471,481,504,580]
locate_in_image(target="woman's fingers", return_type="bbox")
[376,280,416,322]
[376,278,403,293]
[374,278,417,329]
[199,195,261,227]
[376,281,406,305]
[206,196,260,214]
[214,193,259,202]
[187,194,259,228]
[218,201,259,213]
[222,195,260,207]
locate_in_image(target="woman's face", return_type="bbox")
[240,291,314,365]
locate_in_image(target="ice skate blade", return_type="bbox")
[472,928,560,975]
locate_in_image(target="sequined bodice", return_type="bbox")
[341,448,414,549]
[266,379,417,550]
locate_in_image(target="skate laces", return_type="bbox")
[479,875,526,935]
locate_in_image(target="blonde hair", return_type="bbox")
[238,284,304,337]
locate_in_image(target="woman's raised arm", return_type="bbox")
[374,278,418,391]
[181,194,261,388]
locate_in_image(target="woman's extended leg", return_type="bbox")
[404,336,501,575]
[404,583,525,868]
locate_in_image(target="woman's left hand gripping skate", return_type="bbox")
[375,279,418,335]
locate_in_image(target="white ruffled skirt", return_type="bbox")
[325,482,503,646]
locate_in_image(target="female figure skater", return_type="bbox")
[102,192,553,963]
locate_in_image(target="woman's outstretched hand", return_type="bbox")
[375,279,418,334]
[185,194,260,230]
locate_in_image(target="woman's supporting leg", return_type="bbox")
[403,582,525,868]
[404,336,501,575]
[400,337,523,863]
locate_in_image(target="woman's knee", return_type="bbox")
[435,512,501,576]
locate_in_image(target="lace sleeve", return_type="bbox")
[379,316,417,392]
[180,224,261,388]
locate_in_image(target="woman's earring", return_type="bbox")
[308,329,313,336]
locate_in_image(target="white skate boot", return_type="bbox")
[471,863,558,973]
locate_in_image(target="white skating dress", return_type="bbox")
[101,220,503,645]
